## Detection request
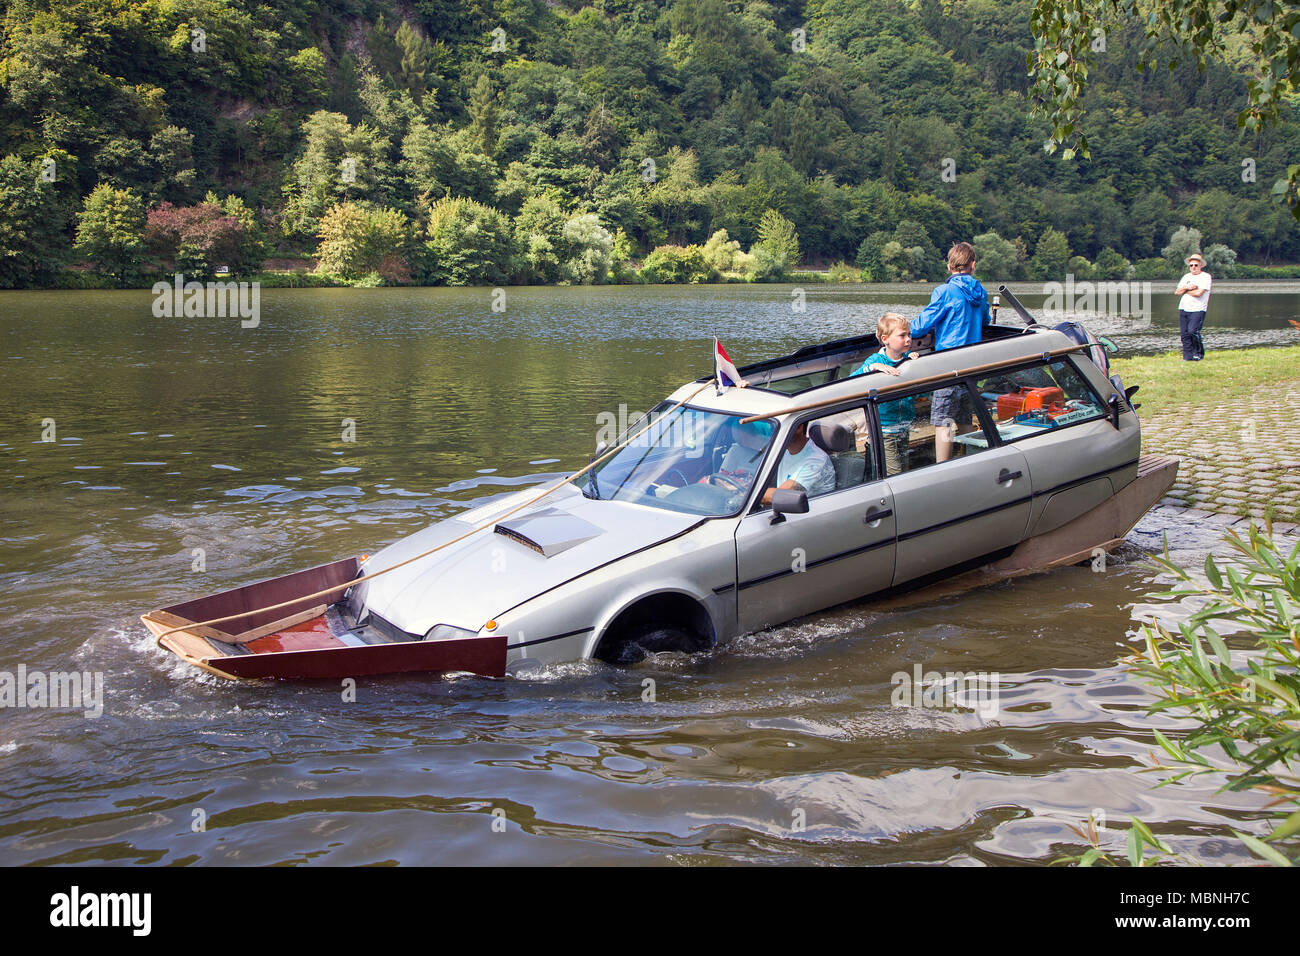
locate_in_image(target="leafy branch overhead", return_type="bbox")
[1030,0,1300,216]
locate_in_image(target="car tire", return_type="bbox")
[607,625,697,664]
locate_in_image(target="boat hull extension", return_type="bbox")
[141,557,507,681]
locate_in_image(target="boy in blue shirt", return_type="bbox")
[854,312,917,474]
[910,242,989,462]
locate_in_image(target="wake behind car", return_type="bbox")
[143,318,1177,680]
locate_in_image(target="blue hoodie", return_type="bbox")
[909,273,989,351]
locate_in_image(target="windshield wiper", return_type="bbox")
[583,468,601,500]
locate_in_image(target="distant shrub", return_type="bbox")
[825,261,863,282]
[1132,257,1170,280]
[423,196,516,285]
[640,245,717,283]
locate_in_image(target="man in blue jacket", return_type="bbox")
[910,242,989,462]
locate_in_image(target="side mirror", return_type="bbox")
[1108,394,1122,429]
[770,488,809,524]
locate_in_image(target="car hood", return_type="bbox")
[353,485,704,635]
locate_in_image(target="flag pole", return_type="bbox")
[713,337,723,395]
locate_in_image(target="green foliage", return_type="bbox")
[972,230,1023,281]
[1030,227,1070,280]
[316,202,412,283]
[423,196,515,285]
[1204,242,1238,276]
[825,261,864,282]
[1,0,1297,285]
[0,152,78,288]
[514,195,569,284]
[1132,256,1171,279]
[562,213,614,284]
[1161,226,1203,267]
[281,111,397,242]
[1093,246,1131,279]
[203,191,265,275]
[701,228,743,274]
[754,208,800,278]
[1066,254,1094,280]
[1029,0,1300,218]
[1066,524,1300,866]
[75,184,147,287]
[639,244,718,283]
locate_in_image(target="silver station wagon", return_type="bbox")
[146,317,1176,681]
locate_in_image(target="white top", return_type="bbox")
[777,439,835,497]
[1178,271,1212,312]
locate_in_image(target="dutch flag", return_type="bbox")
[714,338,746,392]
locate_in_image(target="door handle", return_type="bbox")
[864,507,893,524]
[997,468,1022,484]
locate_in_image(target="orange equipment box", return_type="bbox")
[997,386,1065,419]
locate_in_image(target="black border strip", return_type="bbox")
[734,457,1140,590]
[737,535,895,591]
[509,627,593,649]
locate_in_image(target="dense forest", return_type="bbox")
[1,0,1298,288]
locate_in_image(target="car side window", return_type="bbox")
[875,381,994,475]
[971,359,1107,442]
[805,408,878,493]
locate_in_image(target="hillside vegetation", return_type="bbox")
[1,0,1297,287]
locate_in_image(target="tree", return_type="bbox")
[972,230,1022,281]
[514,195,570,284]
[1161,226,1203,267]
[754,208,800,277]
[702,228,742,274]
[75,184,147,286]
[640,245,718,283]
[316,202,413,282]
[1203,242,1237,276]
[281,112,397,242]
[467,74,500,157]
[146,202,246,279]
[395,21,436,106]
[1030,228,1070,280]
[288,48,329,107]
[1093,246,1131,279]
[204,192,266,275]
[562,213,613,284]
[855,231,893,283]
[423,197,516,285]
[1029,0,1300,216]
[0,152,77,288]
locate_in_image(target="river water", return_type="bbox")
[0,282,1296,866]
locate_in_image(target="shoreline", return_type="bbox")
[1114,344,1300,524]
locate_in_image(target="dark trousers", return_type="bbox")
[1179,309,1206,360]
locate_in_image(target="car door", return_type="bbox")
[882,380,1034,585]
[969,357,1138,537]
[734,408,897,634]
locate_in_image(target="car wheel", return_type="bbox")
[606,625,696,664]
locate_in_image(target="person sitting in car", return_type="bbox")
[761,421,835,506]
[700,418,774,493]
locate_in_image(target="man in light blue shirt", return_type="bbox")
[762,421,835,505]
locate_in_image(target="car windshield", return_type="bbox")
[582,403,776,516]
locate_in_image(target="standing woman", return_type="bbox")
[1175,253,1212,361]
